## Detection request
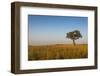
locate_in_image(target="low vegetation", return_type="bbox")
[28,44,88,61]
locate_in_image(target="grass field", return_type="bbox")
[28,44,88,61]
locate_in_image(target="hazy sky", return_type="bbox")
[28,15,88,45]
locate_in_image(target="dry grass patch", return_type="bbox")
[28,44,88,60]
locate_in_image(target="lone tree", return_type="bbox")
[66,30,82,46]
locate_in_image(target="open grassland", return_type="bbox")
[28,44,88,60]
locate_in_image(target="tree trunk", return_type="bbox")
[73,39,76,46]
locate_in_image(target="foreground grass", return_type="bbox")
[28,44,88,61]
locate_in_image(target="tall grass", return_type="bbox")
[28,44,88,60]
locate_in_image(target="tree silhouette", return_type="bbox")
[66,30,82,46]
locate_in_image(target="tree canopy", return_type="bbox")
[66,30,82,45]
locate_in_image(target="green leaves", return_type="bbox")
[66,30,82,45]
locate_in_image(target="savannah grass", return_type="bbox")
[28,44,88,60]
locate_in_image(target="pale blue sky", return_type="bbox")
[28,15,88,45]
